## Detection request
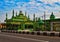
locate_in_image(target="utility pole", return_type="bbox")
[44,11,46,31]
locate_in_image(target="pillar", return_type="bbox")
[21,22,25,30]
[51,22,53,31]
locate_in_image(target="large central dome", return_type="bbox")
[11,11,30,22]
[19,11,23,15]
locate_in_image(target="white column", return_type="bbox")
[51,22,53,31]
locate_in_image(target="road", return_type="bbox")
[0,32,48,42]
[0,32,60,42]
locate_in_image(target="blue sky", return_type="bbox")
[0,0,60,22]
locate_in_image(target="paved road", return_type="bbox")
[0,32,60,42]
[0,32,48,42]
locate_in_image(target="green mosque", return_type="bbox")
[5,10,44,31]
[4,10,60,31]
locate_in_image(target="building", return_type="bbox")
[4,10,43,31]
[5,10,33,30]
[45,12,60,31]
[1,10,60,31]
[0,23,6,30]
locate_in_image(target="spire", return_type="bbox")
[6,13,8,20]
[33,14,35,21]
[52,12,53,14]
[12,9,14,18]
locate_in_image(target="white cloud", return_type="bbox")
[28,0,36,5]
[5,0,15,3]
[41,0,60,4]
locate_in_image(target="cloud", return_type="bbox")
[40,0,60,4]
[54,2,60,6]
[0,0,60,22]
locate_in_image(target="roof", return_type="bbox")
[43,18,60,22]
[5,11,30,22]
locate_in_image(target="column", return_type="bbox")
[51,22,53,31]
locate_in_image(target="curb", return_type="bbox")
[1,30,60,37]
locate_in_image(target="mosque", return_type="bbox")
[4,10,44,31]
[1,10,60,31]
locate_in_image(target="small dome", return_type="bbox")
[38,18,44,25]
[50,12,55,20]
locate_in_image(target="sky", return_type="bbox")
[0,0,60,23]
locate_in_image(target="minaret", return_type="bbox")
[33,14,35,21]
[6,13,8,20]
[12,10,14,18]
